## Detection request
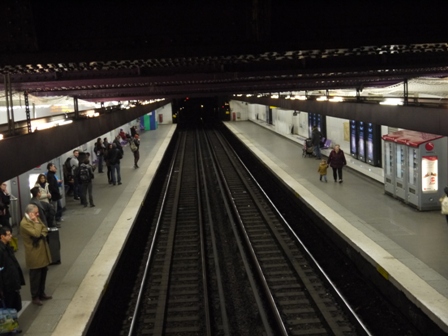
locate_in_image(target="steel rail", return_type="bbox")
[199,128,231,336]
[211,129,290,336]
[225,130,373,336]
[151,131,188,335]
[205,129,286,336]
[127,131,185,336]
[195,129,212,336]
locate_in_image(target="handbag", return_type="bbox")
[0,300,19,334]
[8,237,18,252]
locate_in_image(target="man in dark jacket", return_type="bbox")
[113,135,124,157]
[0,226,25,312]
[46,163,62,220]
[108,143,122,185]
[311,126,322,160]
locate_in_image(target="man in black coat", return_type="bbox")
[107,144,122,185]
[0,226,25,312]
[46,163,62,221]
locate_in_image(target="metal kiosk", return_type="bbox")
[382,130,447,210]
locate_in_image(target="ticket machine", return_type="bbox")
[382,130,447,210]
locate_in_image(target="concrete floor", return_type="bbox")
[15,119,448,334]
[15,124,175,336]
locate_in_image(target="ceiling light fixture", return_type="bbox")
[329,97,344,102]
[379,98,403,105]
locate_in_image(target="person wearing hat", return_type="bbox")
[132,134,140,168]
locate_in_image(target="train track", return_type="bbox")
[119,126,369,336]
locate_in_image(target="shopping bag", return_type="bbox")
[0,307,19,334]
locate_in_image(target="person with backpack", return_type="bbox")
[78,158,95,207]
[130,134,140,168]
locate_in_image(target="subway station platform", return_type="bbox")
[15,120,448,335]
[15,124,176,336]
[225,120,448,333]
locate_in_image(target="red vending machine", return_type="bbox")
[382,130,447,210]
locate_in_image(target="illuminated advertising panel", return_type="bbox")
[422,156,438,192]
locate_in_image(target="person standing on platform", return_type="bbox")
[113,135,124,157]
[130,125,139,137]
[311,125,322,160]
[46,163,62,224]
[95,138,105,173]
[0,226,25,313]
[35,174,51,204]
[78,158,95,207]
[104,143,113,184]
[108,143,122,185]
[131,134,140,168]
[20,204,52,306]
[54,173,64,223]
[327,144,347,183]
[0,182,11,229]
[119,129,127,140]
[70,150,81,200]
[317,159,328,182]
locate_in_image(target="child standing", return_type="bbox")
[318,159,328,182]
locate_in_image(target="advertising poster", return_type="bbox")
[343,121,349,141]
[367,123,374,163]
[350,120,357,157]
[358,121,365,160]
[422,156,438,192]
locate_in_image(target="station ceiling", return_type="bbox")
[1,1,448,103]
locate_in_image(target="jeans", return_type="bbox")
[111,163,121,184]
[56,199,63,220]
[106,165,112,183]
[314,145,321,159]
[133,150,140,166]
[73,179,80,198]
[50,200,58,223]
[80,182,94,205]
[319,175,327,182]
[97,155,103,173]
